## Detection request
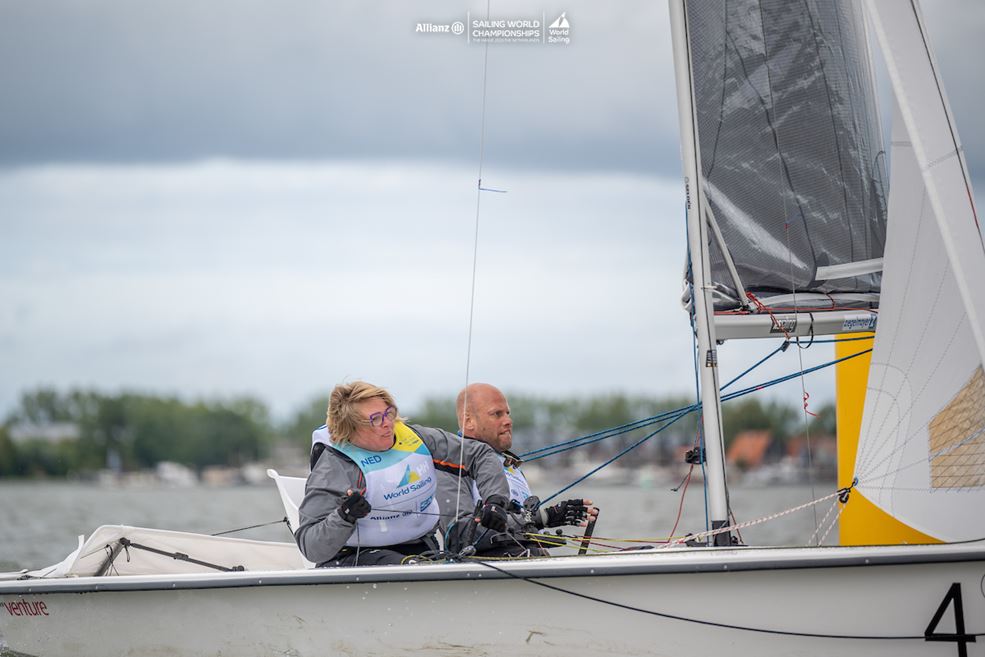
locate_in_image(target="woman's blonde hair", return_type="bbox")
[327,381,400,444]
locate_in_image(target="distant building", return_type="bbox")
[726,430,773,470]
[786,434,838,476]
[8,422,80,444]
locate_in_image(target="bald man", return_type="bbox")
[436,382,597,557]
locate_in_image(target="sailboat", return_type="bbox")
[2,1,983,655]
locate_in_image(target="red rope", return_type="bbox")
[746,291,793,340]
[802,391,818,418]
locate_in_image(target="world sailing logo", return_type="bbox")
[383,467,432,501]
[548,11,570,44]
[397,465,421,487]
[548,12,569,29]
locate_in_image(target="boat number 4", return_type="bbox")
[925,583,976,657]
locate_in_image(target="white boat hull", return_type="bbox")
[3,543,983,657]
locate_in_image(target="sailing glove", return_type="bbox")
[541,499,589,528]
[338,491,371,524]
[479,494,509,532]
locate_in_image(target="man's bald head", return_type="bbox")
[457,383,513,452]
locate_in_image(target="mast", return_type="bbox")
[668,0,731,546]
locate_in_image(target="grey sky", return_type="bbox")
[0,1,679,173]
[1,1,983,421]
[1,1,980,174]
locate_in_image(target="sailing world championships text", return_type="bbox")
[472,18,540,39]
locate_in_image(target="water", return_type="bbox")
[0,479,839,571]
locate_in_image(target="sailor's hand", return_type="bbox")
[338,489,371,524]
[479,494,509,533]
[543,498,593,528]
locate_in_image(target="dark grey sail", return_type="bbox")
[684,0,888,311]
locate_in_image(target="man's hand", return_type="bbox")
[337,489,371,524]
[542,498,598,528]
[479,494,509,532]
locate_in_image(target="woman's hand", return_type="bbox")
[337,489,372,524]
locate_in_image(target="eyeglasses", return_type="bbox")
[363,405,397,428]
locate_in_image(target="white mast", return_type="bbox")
[668,0,731,545]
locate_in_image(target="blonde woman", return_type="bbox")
[297,381,510,567]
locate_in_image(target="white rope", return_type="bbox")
[455,0,493,527]
[662,486,848,548]
[815,498,845,546]
[809,497,841,546]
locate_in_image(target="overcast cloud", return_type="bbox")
[1,1,983,420]
[0,0,680,173]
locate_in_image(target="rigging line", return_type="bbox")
[664,485,850,548]
[686,243,712,533]
[809,497,841,547]
[720,340,787,391]
[540,410,692,505]
[210,517,289,537]
[457,0,493,527]
[520,407,696,460]
[786,224,820,534]
[468,559,983,640]
[668,457,695,540]
[519,411,682,457]
[808,336,874,344]
[721,347,872,402]
[531,347,869,470]
[530,347,871,476]
[815,498,845,546]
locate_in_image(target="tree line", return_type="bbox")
[0,387,835,478]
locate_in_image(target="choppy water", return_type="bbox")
[0,478,839,571]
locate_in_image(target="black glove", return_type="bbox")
[479,494,509,533]
[337,491,371,524]
[542,499,589,528]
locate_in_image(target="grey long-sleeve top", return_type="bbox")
[295,423,509,565]
[436,457,530,547]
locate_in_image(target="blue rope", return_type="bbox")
[540,406,695,504]
[808,336,873,344]
[721,348,872,403]
[721,341,788,391]
[523,345,872,463]
[688,275,711,533]
[518,411,680,459]
[520,406,695,462]
[535,346,873,501]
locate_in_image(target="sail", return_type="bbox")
[683,0,888,310]
[853,0,985,542]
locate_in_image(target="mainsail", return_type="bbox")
[683,0,888,312]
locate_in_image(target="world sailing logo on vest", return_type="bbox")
[383,465,432,500]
